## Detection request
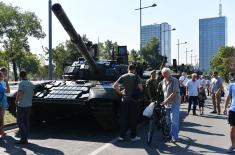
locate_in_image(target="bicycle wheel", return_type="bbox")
[147,114,156,145]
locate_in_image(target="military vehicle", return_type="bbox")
[7,3,140,129]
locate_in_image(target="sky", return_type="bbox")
[2,0,235,65]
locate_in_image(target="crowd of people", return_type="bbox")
[114,65,181,142]
[1,64,235,153]
[113,65,235,153]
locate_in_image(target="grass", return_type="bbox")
[4,110,16,125]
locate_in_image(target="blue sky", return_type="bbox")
[3,0,235,65]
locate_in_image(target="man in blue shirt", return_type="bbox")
[224,72,235,153]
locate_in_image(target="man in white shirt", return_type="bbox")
[186,73,200,115]
[179,72,188,103]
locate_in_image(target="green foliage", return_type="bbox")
[99,40,118,59]
[140,37,164,70]
[128,49,143,63]
[0,2,45,80]
[0,51,8,67]
[16,52,40,75]
[53,43,69,79]
[210,46,235,82]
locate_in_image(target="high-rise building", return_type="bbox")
[199,16,227,71]
[141,23,172,64]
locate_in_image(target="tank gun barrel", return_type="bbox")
[52,3,98,73]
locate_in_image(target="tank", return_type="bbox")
[7,3,136,130]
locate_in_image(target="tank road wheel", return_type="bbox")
[91,101,120,131]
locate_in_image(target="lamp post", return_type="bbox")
[185,48,193,65]
[135,1,157,50]
[191,55,197,67]
[176,39,187,65]
[162,28,176,60]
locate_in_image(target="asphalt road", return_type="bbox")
[0,97,231,155]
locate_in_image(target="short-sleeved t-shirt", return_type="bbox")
[227,82,235,112]
[0,80,7,110]
[146,78,158,100]
[116,73,141,98]
[186,79,200,96]
[18,80,35,107]
[179,76,188,87]
[211,77,223,94]
[161,76,180,106]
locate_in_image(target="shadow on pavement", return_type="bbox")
[0,136,64,155]
[112,106,227,155]
[27,115,118,143]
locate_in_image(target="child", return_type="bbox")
[198,85,207,115]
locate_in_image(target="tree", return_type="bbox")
[16,52,41,79]
[52,43,69,79]
[211,46,235,82]
[128,49,142,63]
[0,50,8,67]
[0,2,45,80]
[99,40,118,60]
[140,37,164,69]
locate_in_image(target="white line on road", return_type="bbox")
[88,137,118,155]
[88,121,146,155]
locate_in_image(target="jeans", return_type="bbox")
[165,102,180,140]
[188,96,198,115]
[17,106,31,141]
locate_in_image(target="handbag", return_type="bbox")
[143,102,155,117]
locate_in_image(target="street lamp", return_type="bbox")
[191,55,197,67]
[176,39,187,65]
[185,48,193,65]
[162,28,176,58]
[135,1,157,50]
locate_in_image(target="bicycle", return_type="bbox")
[147,101,171,145]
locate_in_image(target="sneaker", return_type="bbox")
[171,138,178,143]
[117,136,124,141]
[227,146,235,153]
[130,136,141,141]
[210,111,217,114]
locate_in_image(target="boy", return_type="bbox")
[198,85,207,115]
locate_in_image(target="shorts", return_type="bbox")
[180,86,186,96]
[198,101,205,108]
[228,111,235,126]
